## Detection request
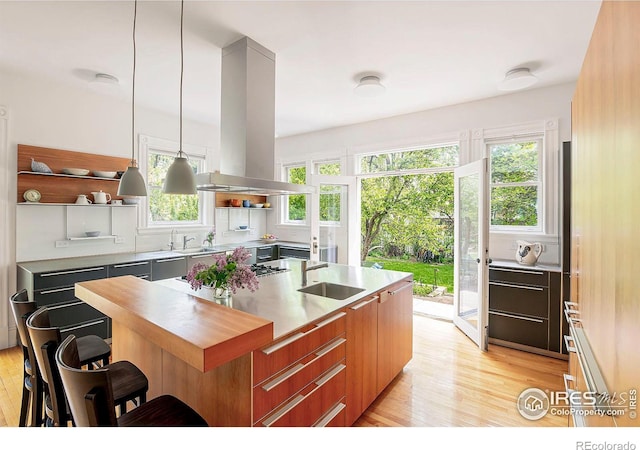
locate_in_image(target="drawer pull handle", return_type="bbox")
[112,261,149,268]
[155,257,184,263]
[489,281,544,291]
[314,402,346,427]
[61,319,105,333]
[388,282,414,296]
[564,335,577,353]
[315,363,346,387]
[261,312,345,355]
[262,394,305,427]
[489,311,543,323]
[46,301,84,310]
[190,254,214,259]
[262,363,305,392]
[41,267,105,277]
[491,267,545,276]
[257,256,271,260]
[315,338,346,357]
[39,286,75,295]
[258,246,273,250]
[138,275,149,279]
[350,297,378,310]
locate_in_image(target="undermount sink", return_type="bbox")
[176,248,219,255]
[298,282,365,300]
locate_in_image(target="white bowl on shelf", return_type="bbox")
[93,170,117,178]
[62,168,90,176]
[251,203,264,208]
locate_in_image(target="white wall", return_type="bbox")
[0,67,219,348]
[275,82,575,266]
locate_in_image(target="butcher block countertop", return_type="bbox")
[75,276,273,372]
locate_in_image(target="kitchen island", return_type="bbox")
[74,259,413,426]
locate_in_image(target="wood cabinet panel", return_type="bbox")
[253,311,346,385]
[377,279,413,394]
[345,295,378,425]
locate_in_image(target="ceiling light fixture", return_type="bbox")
[354,75,385,97]
[91,73,119,85]
[163,0,197,195]
[117,0,147,197]
[498,67,538,91]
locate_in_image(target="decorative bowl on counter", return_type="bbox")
[262,233,277,243]
[93,170,117,178]
[62,168,90,176]
[263,238,277,244]
[85,231,101,237]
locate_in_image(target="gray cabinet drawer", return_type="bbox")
[489,282,549,318]
[151,256,187,281]
[489,312,548,349]
[108,261,151,278]
[59,317,110,341]
[34,285,77,306]
[187,253,223,272]
[34,266,108,290]
[256,245,275,262]
[46,301,105,328]
[489,267,548,287]
[278,246,310,260]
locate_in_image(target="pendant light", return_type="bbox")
[163,0,197,195]
[118,0,148,197]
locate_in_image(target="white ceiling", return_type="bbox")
[0,1,601,138]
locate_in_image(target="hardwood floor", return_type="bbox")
[0,314,567,427]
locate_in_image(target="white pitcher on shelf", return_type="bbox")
[515,240,542,265]
[75,194,92,205]
[91,190,111,204]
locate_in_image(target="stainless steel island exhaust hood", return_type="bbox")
[196,37,313,196]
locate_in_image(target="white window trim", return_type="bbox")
[475,118,559,236]
[354,142,460,177]
[138,134,211,232]
[281,162,308,226]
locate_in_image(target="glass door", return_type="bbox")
[453,159,489,350]
[309,175,358,266]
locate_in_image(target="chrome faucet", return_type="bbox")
[183,235,195,250]
[168,229,177,251]
[301,260,329,286]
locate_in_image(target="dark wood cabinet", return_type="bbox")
[488,265,564,357]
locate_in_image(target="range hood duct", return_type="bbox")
[196,37,313,195]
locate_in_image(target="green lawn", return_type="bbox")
[364,258,454,293]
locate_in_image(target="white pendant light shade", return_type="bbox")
[117,165,147,196]
[163,155,196,194]
[498,68,538,91]
[354,75,385,97]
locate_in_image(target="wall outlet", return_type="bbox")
[55,240,69,248]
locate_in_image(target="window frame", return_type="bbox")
[314,159,344,226]
[282,163,308,225]
[138,135,209,231]
[487,136,544,233]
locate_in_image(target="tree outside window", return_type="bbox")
[315,161,342,223]
[489,140,542,230]
[286,165,306,222]
[147,151,203,225]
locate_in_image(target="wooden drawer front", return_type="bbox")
[254,311,346,385]
[59,317,109,341]
[259,363,346,427]
[254,337,345,422]
[489,283,549,318]
[489,267,548,287]
[46,301,105,328]
[489,311,548,349]
[34,285,77,306]
[108,261,151,278]
[313,401,346,427]
[34,266,108,290]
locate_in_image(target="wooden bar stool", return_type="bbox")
[9,290,44,427]
[56,335,207,427]
[27,307,149,426]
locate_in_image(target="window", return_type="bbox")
[284,164,306,223]
[314,160,342,224]
[489,139,542,230]
[359,144,459,173]
[147,148,205,226]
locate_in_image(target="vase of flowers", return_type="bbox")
[203,227,215,249]
[185,246,259,298]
